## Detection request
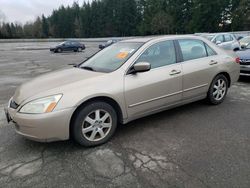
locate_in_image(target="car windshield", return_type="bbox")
[80,42,143,73]
[202,35,215,41]
[59,42,66,45]
[107,40,113,44]
[240,37,250,43]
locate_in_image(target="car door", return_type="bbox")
[68,42,75,51]
[124,40,183,118]
[63,41,71,51]
[223,34,234,50]
[177,39,218,100]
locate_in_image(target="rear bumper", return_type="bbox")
[6,106,75,142]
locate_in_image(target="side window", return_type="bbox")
[224,34,233,42]
[205,44,217,56]
[215,35,224,43]
[136,40,176,69]
[178,39,207,61]
[65,41,70,46]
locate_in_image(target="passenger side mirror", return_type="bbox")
[216,41,222,45]
[128,62,151,74]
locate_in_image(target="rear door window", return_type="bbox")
[215,35,224,43]
[224,34,233,42]
[205,44,217,56]
[178,39,207,61]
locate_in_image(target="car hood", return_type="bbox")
[13,68,104,104]
[236,49,250,59]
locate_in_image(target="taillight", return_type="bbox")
[235,57,240,64]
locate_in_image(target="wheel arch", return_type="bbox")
[69,96,124,138]
[233,48,240,51]
[216,72,231,87]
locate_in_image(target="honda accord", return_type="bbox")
[5,35,240,146]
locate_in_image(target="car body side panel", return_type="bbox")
[181,56,218,100]
[124,64,182,118]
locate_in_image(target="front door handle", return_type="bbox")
[209,60,218,65]
[169,70,181,76]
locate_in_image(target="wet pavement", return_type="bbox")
[0,42,250,188]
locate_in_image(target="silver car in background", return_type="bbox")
[5,35,240,147]
[200,33,241,51]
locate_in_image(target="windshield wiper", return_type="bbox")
[68,63,79,67]
[81,66,95,71]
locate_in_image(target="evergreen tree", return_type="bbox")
[0,0,249,39]
[41,15,49,38]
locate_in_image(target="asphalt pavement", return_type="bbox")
[0,42,250,188]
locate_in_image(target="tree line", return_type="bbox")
[0,0,249,39]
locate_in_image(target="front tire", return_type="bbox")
[72,102,117,147]
[57,48,62,53]
[207,74,228,105]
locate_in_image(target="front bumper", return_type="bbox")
[240,65,250,76]
[5,105,75,142]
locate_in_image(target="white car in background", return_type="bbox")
[200,33,241,51]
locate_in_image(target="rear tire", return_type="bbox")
[207,74,228,105]
[77,47,82,52]
[72,101,117,147]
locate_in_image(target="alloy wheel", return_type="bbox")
[213,79,227,101]
[82,109,112,142]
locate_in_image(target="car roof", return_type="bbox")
[201,33,234,36]
[121,35,205,43]
[65,40,79,42]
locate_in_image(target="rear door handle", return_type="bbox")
[209,60,218,65]
[169,70,181,76]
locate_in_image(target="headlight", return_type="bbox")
[19,94,62,114]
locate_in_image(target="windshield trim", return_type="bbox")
[79,42,145,73]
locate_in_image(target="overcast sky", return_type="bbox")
[0,0,90,24]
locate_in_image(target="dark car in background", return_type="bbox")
[236,43,250,76]
[99,39,119,50]
[50,41,85,53]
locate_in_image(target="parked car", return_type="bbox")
[99,39,118,50]
[200,33,241,51]
[50,41,85,53]
[236,43,250,76]
[239,36,250,49]
[237,36,244,41]
[5,35,240,147]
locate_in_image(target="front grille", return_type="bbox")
[240,59,250,65]
[10,100,19,109]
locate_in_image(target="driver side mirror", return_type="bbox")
[216,41,222,45]
[128,62,151,74]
